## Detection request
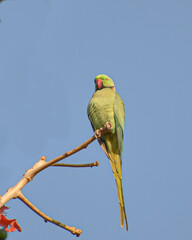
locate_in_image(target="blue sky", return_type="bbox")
[0,0,192,239]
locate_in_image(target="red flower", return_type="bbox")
[0,206,8,215]
[0,206,21,232]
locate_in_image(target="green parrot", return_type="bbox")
[87,74,128,231]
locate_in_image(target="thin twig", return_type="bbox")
[52,161,99,168]
[17,191,82,237]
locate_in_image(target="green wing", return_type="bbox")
[114,93,125,158]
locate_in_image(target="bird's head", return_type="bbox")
[94,74,116,91]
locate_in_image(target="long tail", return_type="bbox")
[106,139,128,231]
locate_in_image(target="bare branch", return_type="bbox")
[52,161,99,168]
[0,123,111,236]
[17,191,82,237]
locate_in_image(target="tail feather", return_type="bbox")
[106,141,128,231]
[116,175,128,231]
[120,202,128,231]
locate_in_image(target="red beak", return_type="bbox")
[96,79,103,89]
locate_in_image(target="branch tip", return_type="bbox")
[94,161,99,166]
[70,227,82,237]
[40,156,46,161]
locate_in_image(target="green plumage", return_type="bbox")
[87,75,128,231]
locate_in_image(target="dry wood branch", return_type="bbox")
[52,161,99,167]
[0,123,112,236]
[17,191,82,237]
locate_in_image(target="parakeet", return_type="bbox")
[87,74,128,231]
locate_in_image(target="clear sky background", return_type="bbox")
[0,0,192,240]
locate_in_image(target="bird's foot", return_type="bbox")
[94,122,112,138]
[104,122,113,130]
[95,129,102,138]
